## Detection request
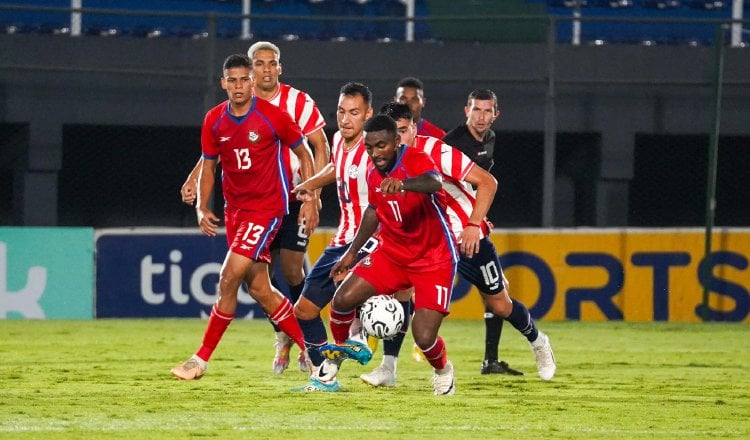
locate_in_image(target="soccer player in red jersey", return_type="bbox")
[170,54,315,380]
[317,114,460,395]
[395,76,446,139]
[359,103,556,386]
[180,41,329,375]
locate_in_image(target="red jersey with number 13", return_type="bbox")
[201,97,304,216]
[366,146,459,270]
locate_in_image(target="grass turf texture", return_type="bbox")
[0,319,748,439]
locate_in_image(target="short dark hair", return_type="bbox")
[467,89,499,112]
[340,82,372,106]
[364,114,397,135]
[379,102,412,122]
[397,76,424,91]
[223,53,251,73]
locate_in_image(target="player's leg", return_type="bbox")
[410,260,456,395]
[273,220,309,373]
[322,273,377,364]
[170,250,251,380]
[458,237,523,376]
[245,261,307,366]
[361,288,413,387]
[472,238,556,381]
[294,245,346,370]
[267,205,309,374]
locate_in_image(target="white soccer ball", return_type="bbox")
[360,295,405,340]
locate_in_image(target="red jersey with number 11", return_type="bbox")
[366,146,459,270]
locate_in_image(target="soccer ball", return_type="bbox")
[360,295,405,340]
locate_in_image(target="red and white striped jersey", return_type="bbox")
[265,82,326,188]
[413,135,491,238]
[330,130,370,247]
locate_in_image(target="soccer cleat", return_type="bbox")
[531,332,557,381]
[319,339,372,365]
[480,359,524,376]
[432,361,456,395]
[272,332,292,375]
[360,364,396,387]
[411,342,426,362]
[291,377,341,393]
[170,357,206,380]
[314,359,342,383]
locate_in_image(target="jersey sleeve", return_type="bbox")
[436,141,475,182]
[296,91,326,136]
[200,106,220,159]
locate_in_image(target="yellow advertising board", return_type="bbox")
[306,228,750,323]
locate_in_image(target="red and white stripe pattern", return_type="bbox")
[414,135,489,238]
[330,131,370,247]
[266,83,326,187]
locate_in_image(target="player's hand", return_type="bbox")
[330,252,355,282]
[380,177,405,195]
[181,179,197,205]
[196,208,220,237]
[459,224,481,257]
[292,184,316,202]
[299,200,319,236]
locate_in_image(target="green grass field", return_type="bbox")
[1,319,748,439]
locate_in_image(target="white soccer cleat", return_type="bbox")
[272,332,292,375]
[170,356,206,380]
[432,361,456,395]
[314,359,341,383]
[531,332,557,381]
[360,364,396,387]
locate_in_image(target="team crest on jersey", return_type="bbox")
[347,164,359,179]
[248,130,260,143]
[361,255,372,267]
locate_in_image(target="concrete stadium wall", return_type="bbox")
[1,35,749,226]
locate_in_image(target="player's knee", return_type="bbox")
[294,298,321,320]
[484,291,513,317]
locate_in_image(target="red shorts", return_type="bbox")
[352,250,456,315]
[224,206,282,263]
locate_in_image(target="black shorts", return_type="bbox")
[457,237,507,295]
[269,200,309,253]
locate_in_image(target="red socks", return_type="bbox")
[329,308,356,344]
[421,336,448,370]
[269,297,305,351]
[196,304,234,362]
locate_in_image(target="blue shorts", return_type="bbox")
[457,237,506,295]
[301,238,378,309]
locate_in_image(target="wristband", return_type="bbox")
[466,222,481,229]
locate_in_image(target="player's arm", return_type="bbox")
[460,164,498,256]
[291,139,319,235]
[330,206,379,279]
[180,157,202,205]
[381,172,442,195]
[307,128,330,174]
[307,128,330,210]
[292,162,336,201]
[196,157,220,237]
[182,156,223,205]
